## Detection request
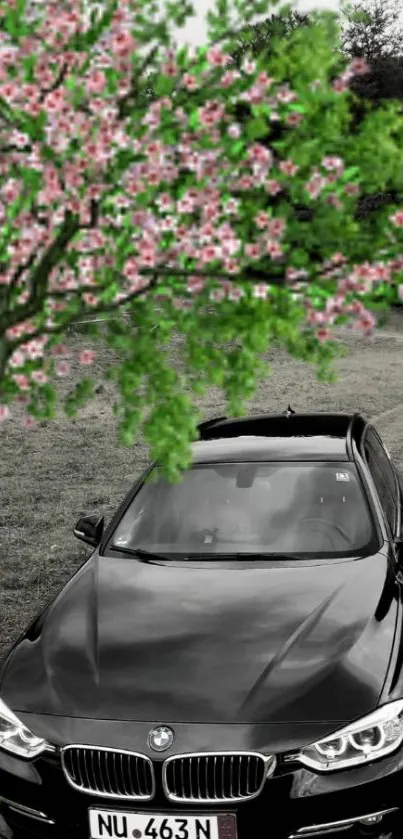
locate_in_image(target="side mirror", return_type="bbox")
[394,535,403,562]
[73,514,104,547]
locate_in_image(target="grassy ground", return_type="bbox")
[2,311,403,665]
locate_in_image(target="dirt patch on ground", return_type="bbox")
[2,311,403,664]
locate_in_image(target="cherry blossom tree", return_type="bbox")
[1,0,403,479]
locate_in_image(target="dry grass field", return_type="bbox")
[2,311,403,665]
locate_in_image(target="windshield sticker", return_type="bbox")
[336,472,350,482]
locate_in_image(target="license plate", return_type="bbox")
[89,809,237,839]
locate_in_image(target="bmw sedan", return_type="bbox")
[1,411,403,839]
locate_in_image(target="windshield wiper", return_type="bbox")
[109,545,173,560]
[183,552,310,560]
[110,547,310,561]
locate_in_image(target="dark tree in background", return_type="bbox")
[338,1,403,222]
[341,0,403,105]
[341,0,403,61]
[230,9,312,67]
[142,1,403,238]
[242,2,403,222]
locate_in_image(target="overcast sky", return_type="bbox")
[178,0,342,45]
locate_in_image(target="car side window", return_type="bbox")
[364,429,398,534]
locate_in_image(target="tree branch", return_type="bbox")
[117,46,159,120]
[38,62,69,104]
[0,275,159,381]
[5,251,38,308]
[0,211,81,333]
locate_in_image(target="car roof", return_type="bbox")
[191,412,366,464]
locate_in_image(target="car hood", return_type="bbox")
[0,552,397,725]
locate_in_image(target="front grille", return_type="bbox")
[162,752,272,803]
[61,746,155,800]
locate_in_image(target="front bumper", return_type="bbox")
[0,744,403,839]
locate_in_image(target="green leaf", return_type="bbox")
[189,109,200,130]
[155,74,176,96]
[288,103,306,113]
[246,117,268,141]
[229,140,245,158]
[342,166,360,180]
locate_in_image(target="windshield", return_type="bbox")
[109,462,377,559]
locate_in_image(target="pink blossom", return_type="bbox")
[279,160,299,176]
[243,85,265,105]
[79,350,95,365]
[267,218,286,239]
[228,287,244,301]
[139,249,157,267]
[321,156,344,173]
[390,211,403,227]
[248,144,273,167]
[223,259,240,274]
[82,293,98,306]
[156,193,173,212]
[209,288,226,302]
[55,361,71,376]
[355,262,377,279]
[242,59,256,74]
[325,194,343,210]
[51,344,70,356]
[182,74,198,90]
[332,78,348,93]
[224,198,240,215]
[266,240,283,259]
[127,276,149,293]
[286,112,303,126]
[253,284,269,299]
[266,180,282,195]
[347,58,370,76]
[177,196,194,214]
[345,183,359,195]
[201,244,219,263]
[23,416,36,429]
[255,211,270,229]
[245,243,261,260]
[276,87,297,104]
[13,374,30,390]
[305,174,326,199]
[203,203,220,222]
[31,370,48,384]
[220,70,241,87]
[0,405,10,421]
[357,311,376,332]
[199,101,225,128]
[237,175,254,190]
[112,30,136,58]
[162,60,178,77]
[257,72,274,87]
[24,338,46,359]
[287,267,308,282]
[228,123,241,139]
[86,70,107,94]
[8,350,25,368]
[207,47,231,67]
[146,140,163,159]
[187,276,205,294]
[331,252,347,264]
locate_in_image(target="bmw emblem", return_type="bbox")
[148,726,174,752]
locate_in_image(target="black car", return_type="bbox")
[2,411,403,839]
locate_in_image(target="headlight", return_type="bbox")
[298,700,403,772]
[0,697,53,759]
